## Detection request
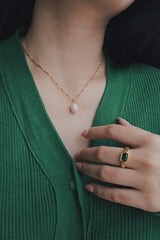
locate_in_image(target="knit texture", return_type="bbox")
[0,29,160,240]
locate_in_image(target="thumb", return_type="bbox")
[117,117,132,127]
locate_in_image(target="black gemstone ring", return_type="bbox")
[120,147,129,168]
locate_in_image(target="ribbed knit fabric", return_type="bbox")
[0,29,160,240]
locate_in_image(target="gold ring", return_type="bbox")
[120,147,129,168]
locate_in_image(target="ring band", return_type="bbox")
[120,147,129,168]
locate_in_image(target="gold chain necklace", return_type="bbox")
[21,42,104,114]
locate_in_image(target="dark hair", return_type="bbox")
[0,0,160,68]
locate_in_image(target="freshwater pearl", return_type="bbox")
[70,103,78,114]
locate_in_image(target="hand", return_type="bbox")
[75,117,160,213]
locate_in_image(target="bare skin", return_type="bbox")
[75,118,160,213]
[21,0,160,214]
[21,0,134,159]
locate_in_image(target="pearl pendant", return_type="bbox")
[70,103,78,114]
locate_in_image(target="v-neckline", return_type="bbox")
[16,30,111,162]
[1,29,131,181]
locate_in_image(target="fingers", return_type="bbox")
[81,124,151,148]
[118,117,131,126]
[75,161,142,188]
[75,146,136,169]
[85,184,148,211]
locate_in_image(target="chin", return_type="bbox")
[99,0,135,18]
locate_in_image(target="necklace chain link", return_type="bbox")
[21,42,104,103]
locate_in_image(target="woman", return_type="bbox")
[0,0,160,239]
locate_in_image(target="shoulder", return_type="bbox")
[0,34,16,51]
[129,63,160,87]
[108,55,160,88]
[0,31,22,82]
[0,31,18,68]
[126,63,160,118]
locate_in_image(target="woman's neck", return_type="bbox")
[22,0,109,89]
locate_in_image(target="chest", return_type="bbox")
[33,74,106,160]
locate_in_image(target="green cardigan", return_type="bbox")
[0,29,160,240]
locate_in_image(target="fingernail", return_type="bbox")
[118,117,130,125]
[75,162,82,171]
[74,152,81,161]
[85,185,94,193]
[81,129,89,137]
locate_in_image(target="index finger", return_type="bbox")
[81,124,150,148]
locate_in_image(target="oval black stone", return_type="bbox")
[122,153,128,162]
